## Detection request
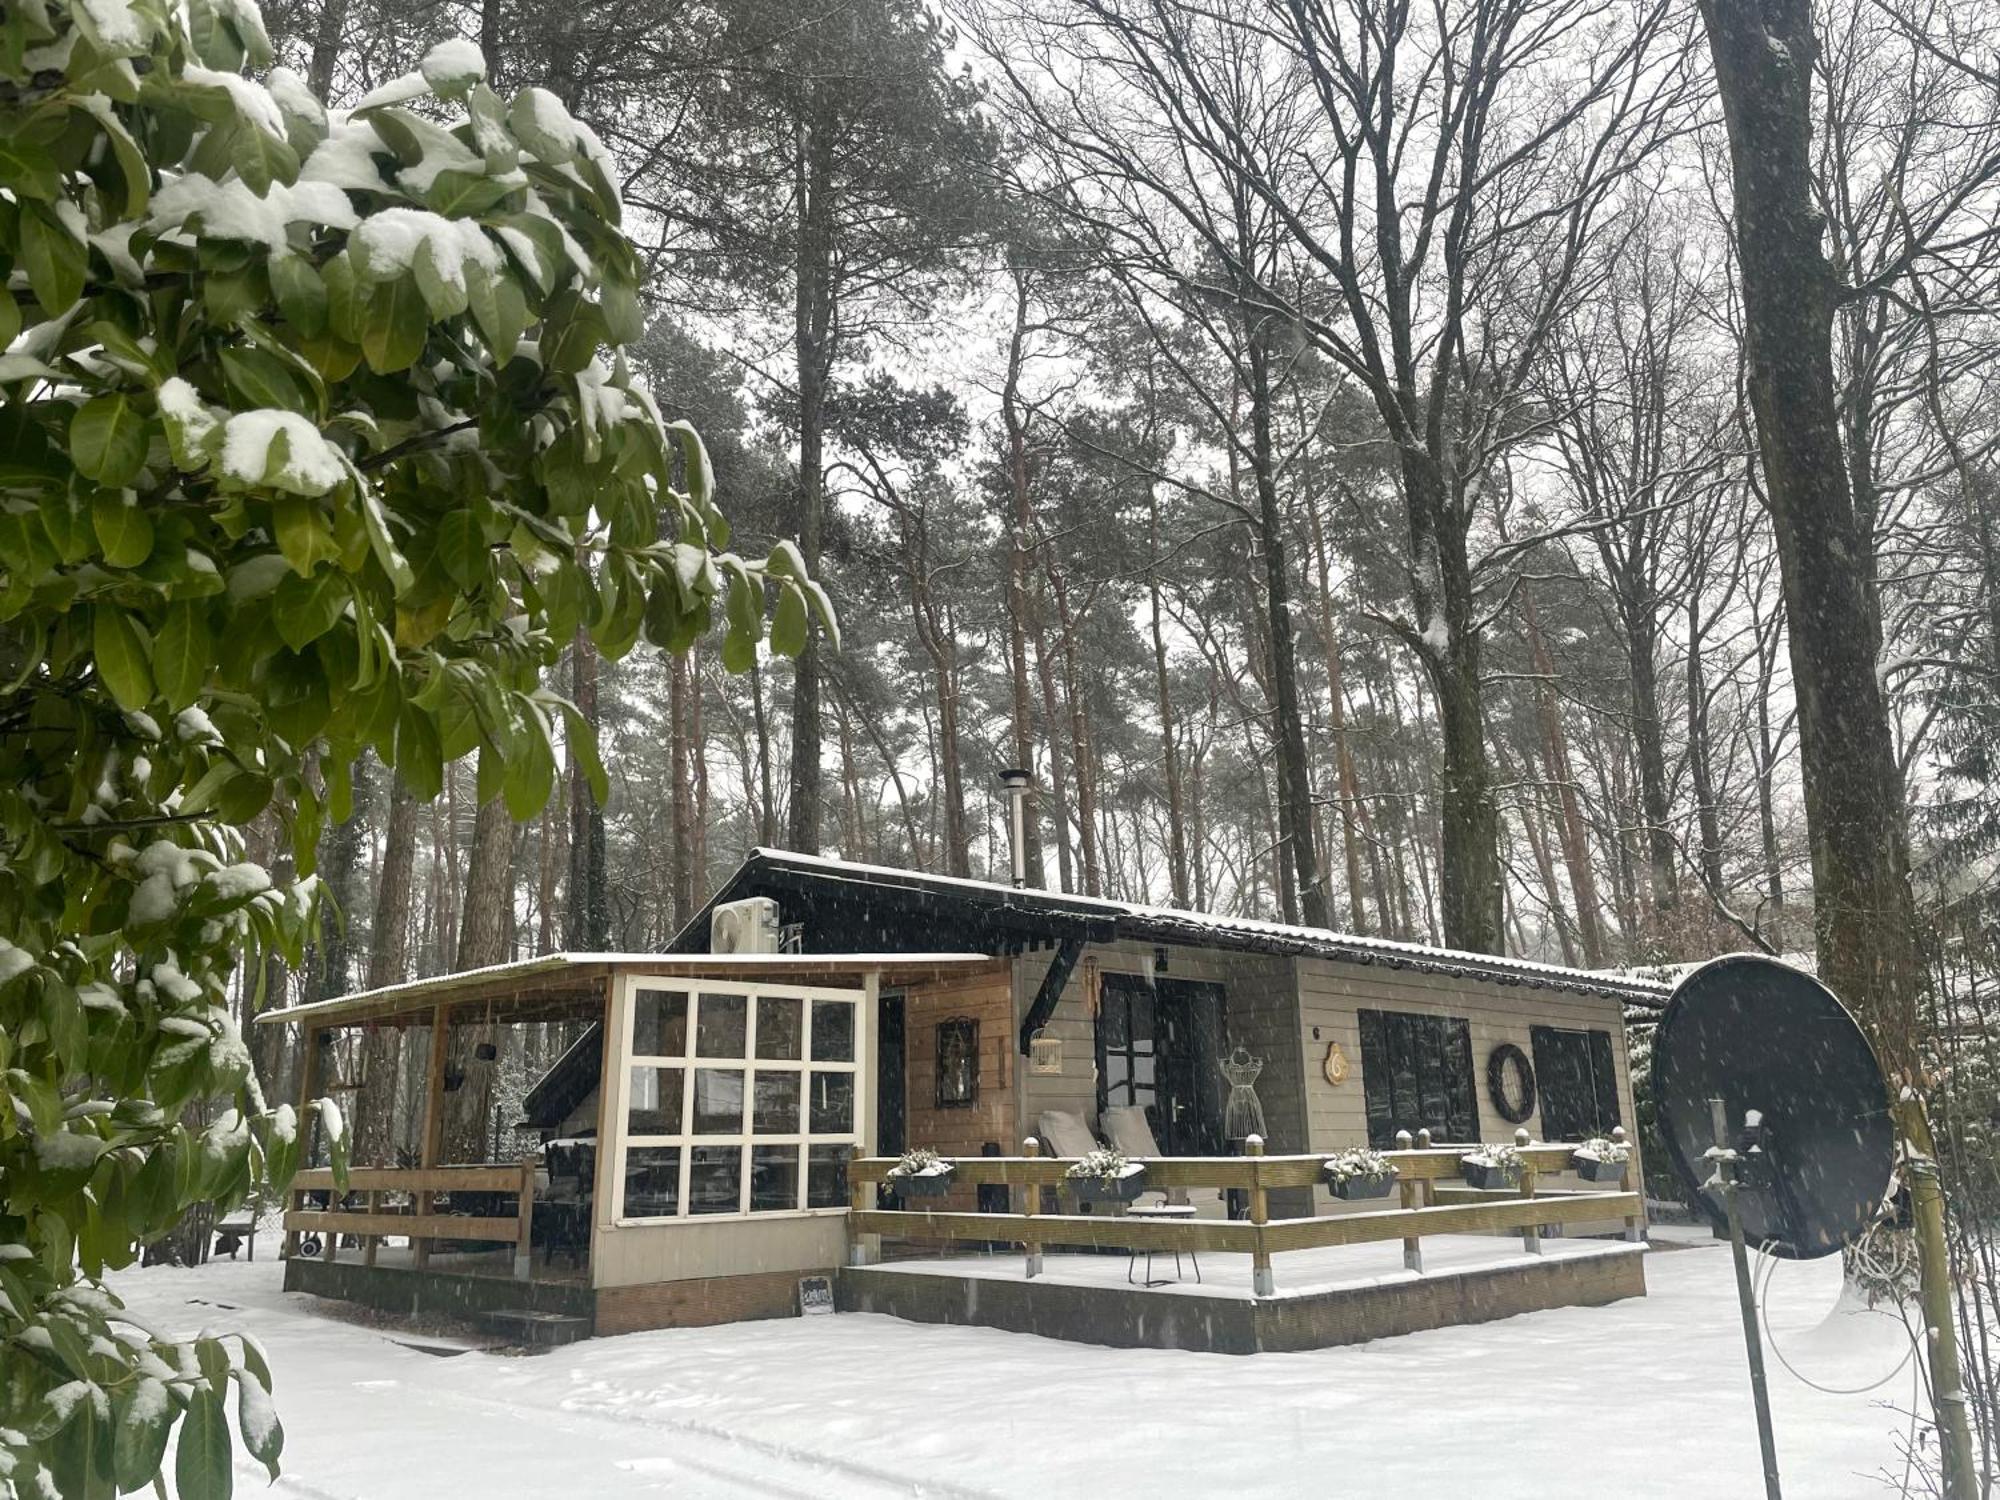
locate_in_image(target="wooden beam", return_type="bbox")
[1256,1193,1642,1254]
[284,1211,523,1242]
[294,1165,528,1193]
[284,1023,323,1261]
[413,1003,450,1269]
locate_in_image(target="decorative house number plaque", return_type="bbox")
[1322,1041,1349,1086]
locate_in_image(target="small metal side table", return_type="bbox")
[1124,1202,1201,1286]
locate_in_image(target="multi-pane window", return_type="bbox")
[1357,1009,1480,1147]
[1097,977,1157,1113]
[1530,1026,1621,1142]
[617,983,861,1220]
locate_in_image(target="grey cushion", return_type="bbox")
[1100,1104,1162,1159]
[1036,1110,1100,1159]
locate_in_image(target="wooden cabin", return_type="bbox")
[267,850,1667,1350]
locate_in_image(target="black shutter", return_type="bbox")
[1358,1009,1394,1148]
[1444,1017,1479,1142]
[1587,1029,1620,1131]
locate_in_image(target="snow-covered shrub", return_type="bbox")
[0,2,826,1489]
[889,1147,949,1177]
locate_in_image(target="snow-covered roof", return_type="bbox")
[256,949,997,1027]
[683,849,1673,1005]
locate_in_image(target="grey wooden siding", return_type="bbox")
[1294,955,1643,1212]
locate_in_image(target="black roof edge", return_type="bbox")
[669,850,1670,1007]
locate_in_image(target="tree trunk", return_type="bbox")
[1032,620,1076,893]
[353,774,417,1166]
[1244,325,1329,928]
[1522,592,1607,965]
[1698,0,1920,1056]
[786,103,837,854]
[669,652,696,925]
[1001,267,1047,885]
[1148,486,1191,908]
[1625,605,1679,918]
[446,792,513,1161]
[565,631,609,950]
[306,0,348,102]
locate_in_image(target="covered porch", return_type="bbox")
[258,951,999,1341]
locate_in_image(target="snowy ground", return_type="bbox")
[106,1227,1926,1498]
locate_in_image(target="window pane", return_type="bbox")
[811,1001,854,1062]
[1104,1054,1132,1106]
[692,1068,744,1134]
[1099,987,1131,1049]
[696,994,747,1058]
[1130,991,1156,1043]
[752,1070,801,1134]
[688,1145,742,1214]
[627,1065,684,1136]
[809,1070,854,1134]
[749,1145,800,1212]
[622,1145,680,1217]
[807,1145,848,1207]
[755,996,803,1059]
[633,990,688,1057]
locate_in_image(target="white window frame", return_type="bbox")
[608,974,868,1225]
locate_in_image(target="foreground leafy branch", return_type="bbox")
[0,1,830,1493]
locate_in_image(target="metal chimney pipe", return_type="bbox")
[998,768,1032,888]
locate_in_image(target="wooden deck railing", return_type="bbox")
[848,1134,1643,1297]
[282,1161,538,1279]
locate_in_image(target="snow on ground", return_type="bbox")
[107,1228,1923,1498]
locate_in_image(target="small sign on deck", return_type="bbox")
[798,1275,835,1316]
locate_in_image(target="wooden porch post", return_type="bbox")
[514,1156,536,1280]
[1395,1130,1424,1273]
[1020,1136,1042,1279]
[412,1003,450,1269]
[1516,1128,1542,1254]
[283,1023,322,1260]
[1247,1134,1273,1296]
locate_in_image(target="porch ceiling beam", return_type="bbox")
[1019,936,1083,1055]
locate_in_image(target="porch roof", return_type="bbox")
[675,849,1674,1006]
[256,951,998,1031]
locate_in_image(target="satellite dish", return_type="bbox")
[1653,953,1894,1260]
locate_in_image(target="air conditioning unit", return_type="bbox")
[710,896,782,955]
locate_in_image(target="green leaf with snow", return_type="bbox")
[90,486,154,567]
[71,396,149,490]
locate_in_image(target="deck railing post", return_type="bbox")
[363,1190,380,1268]
[1516,1129,1541,1254]
[1394,1131,1423,1273]
[1021,1137,1043,1279]
[1612,1126,1643,1241]
[514,1156,536,1280]
[1246,1134,1273,1297]
[847,1150,877,1267]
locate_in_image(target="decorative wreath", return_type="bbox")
[1487,1043,1537,1125]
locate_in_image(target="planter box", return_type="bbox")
[888,1168,954,1198]
[1460,1160,1521,1192]
[1327,1170,1396,1200]
[1069,1167,1148,1206]
[1573,1154,1627,1184]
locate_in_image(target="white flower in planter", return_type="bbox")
[1322,1147,1395,1185]
[1066,1147,1142,1183]
[1461,1144,1525,1181]
[1574,1135,1631,1164]
[889,1148,950,1178]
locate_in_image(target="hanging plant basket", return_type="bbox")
[1329,1170,1396,1201]
[887,1150,955,1198]
[1322,1149,1397,1200]
[1070,1165,1148,1206]
[1573,1153,1627,1184]
[1460,1149,1523,1192]
[889,1165,955,1198]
